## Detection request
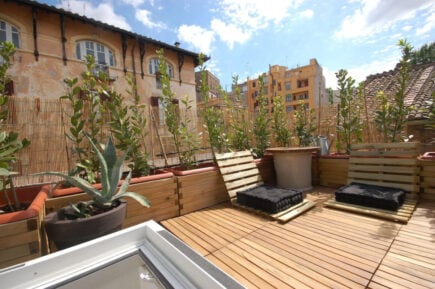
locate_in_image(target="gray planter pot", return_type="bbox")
[44,201,126,250]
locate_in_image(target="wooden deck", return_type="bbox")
[161,187,435,289]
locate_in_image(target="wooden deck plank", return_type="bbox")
[206,254,260,289]
[161,188,435,289]
[242,233,367,288]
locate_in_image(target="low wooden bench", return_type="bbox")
[324,142,420,223]
[215,150,315,223]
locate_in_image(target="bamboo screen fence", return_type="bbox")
[5,96,427,187]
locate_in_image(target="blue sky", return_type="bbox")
[40,0,434,89]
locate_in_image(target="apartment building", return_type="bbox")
[244,59,327,113]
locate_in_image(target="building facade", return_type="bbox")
[0,0,202,110]
[244,59,327,113]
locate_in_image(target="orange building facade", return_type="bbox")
[245,59,327,113]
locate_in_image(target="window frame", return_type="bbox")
[0,19,20,48]
[149,57,174,78]
[76,40,115,67]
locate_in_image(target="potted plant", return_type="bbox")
[53,57,177,226]
[39,136,150,250]
[0,42,47,268]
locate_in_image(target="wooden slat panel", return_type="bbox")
[216,156,254,167]
[219,162,258,175]
[225,175,263,191]
[349,165,419,174]
[221,168,259,182]
[349,158,418,166]
[215,150,252,160]
[348,171,418,183]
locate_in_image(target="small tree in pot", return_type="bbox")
[38,135,150,250]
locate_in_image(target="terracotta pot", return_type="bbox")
[168,162,217,176]
[51,170,172,197]
[0,185,48,224]
[44,201,126,250]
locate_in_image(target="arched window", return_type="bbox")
[76,41,115,66]
[149,57,174,78]
[0,20,20,48]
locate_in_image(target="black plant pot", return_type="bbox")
[44,201,126,250]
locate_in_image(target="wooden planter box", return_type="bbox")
[419,152,435,200]
[173,165,228,215]
[319,154,349,188]
[0,185,48,269]
[45,171,178,229]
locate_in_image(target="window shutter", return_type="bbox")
[4,80,14,96]
[150,96,159,107]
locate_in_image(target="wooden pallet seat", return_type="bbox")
[215,150,315,223]
[325,142,420,223]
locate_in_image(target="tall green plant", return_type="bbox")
[252,75,271,157]
[375,39,412,142]
[61,55,109,183]
[294,101,316,147]
[272,95,291,147]
[198,53,229,154]
[335,69,364,153]
[225,75,250,151]
[0,42,30,210]
[108,74,150,177]
[157,49,198,169]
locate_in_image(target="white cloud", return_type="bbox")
[324,53,399,89]
[334,0,434,39]
[135,9,166,29]
[208,0,303,48]
[177,25,215,54]
[300,9,314,19]
[121,0,144,8]
[416,6,435,36]
[210,19,251,49]
[58,0,131,31]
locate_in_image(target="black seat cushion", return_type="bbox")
[236,184,303,214]
[335,182,406,211]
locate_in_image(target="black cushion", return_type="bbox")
[335,182,406,211]
[236,184,303,214]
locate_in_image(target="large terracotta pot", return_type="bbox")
[44,201,126,250]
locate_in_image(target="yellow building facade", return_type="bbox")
[245,59,327,113]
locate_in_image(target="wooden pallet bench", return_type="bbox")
[324,142,420,223]
[215,150,315,223]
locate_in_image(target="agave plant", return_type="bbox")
[37,135,150,218]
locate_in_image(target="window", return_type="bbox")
[150,96,179,125]
[297,79,309,88]
[285,71,291,78]
[263,87,268,95]
[149,58,174,78]
[285,94,292,102]
[298,93,309,100]
[286,105,293,112]
[0,20,20,48]
[76,41,114,66]
[285,81,291,90]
